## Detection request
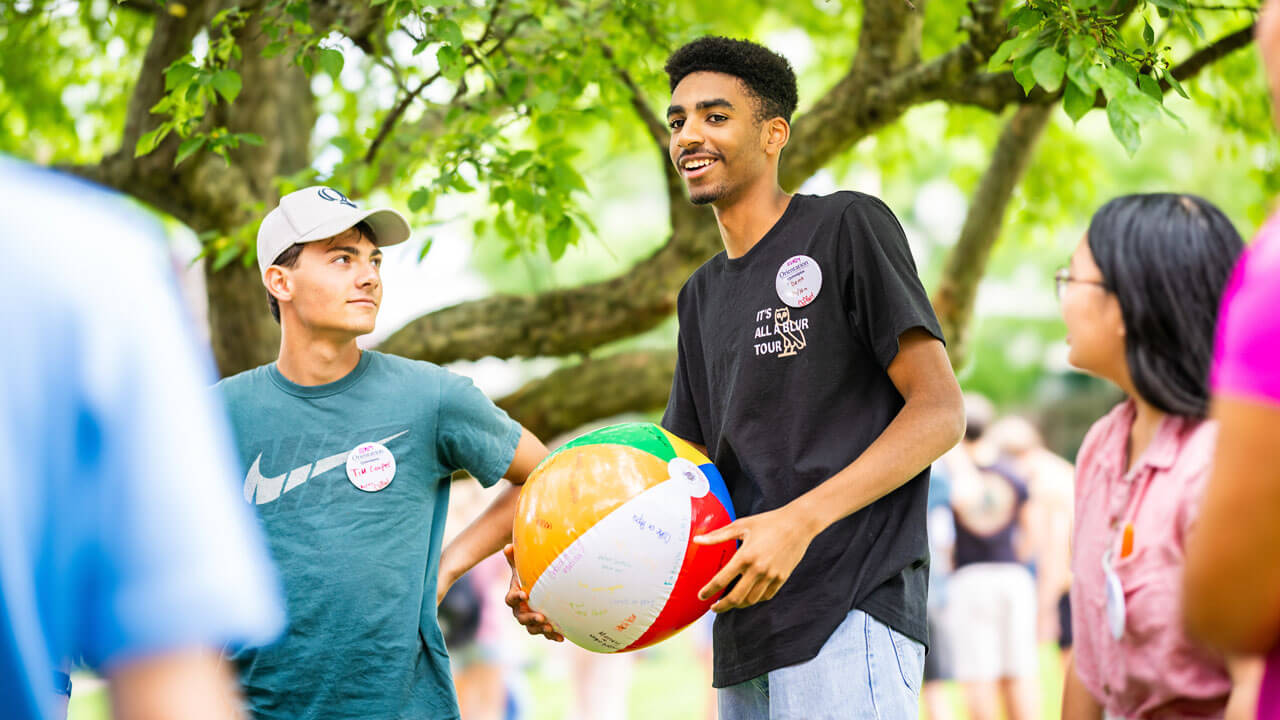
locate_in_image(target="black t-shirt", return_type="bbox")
[661,191,944,687]
[952,460,1029,569]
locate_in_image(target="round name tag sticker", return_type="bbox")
[776,255,822,308]
[347,441,396,492]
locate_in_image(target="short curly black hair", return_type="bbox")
[665,36,798,124]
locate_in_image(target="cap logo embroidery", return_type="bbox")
[317,187,357,208]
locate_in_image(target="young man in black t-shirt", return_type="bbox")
[507,37,965,719]
[660,37,964,719]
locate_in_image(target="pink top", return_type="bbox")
[1213,211,1280,401]
[1072,401,1231,718]
[1210,211,1280,720]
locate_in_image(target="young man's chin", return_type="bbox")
[689,186,725,205]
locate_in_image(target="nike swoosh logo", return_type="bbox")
[244,430,409,505]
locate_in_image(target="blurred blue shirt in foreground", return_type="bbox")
[0,156,285,719]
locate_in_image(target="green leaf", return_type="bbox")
[1147,0,1188,9]
[450,173,476,193]
[1067,60,1098,95]
[552,161,587,193]
[211,70,241,103]
[1068,34,1097,61]
[212,243,243,271]
[318,48,344,78]
[1186,14,1206,40]
[1007,6,1042,31]
[1031,48,1066,93]
[1166,71,1190,99]
[134,125,169,157]
[988,33,1038,71]
[409,187,432,212]
[1063,81,1093,123]
[1113,90,1162,124]
[1162,102,1188,130]
[1106,101,1142,156]
[418,238,433,260]
[262,40,287,58]
[436,45,464,82]
[1088,64,1132,101]
[1013,61,1038,96]
[175,136,206,166]
[1138,74,1162,103]
[436,19,464,47]
[1142,20,1155,47]
[547,217,573,261]
[235,132,264,146]
[164,62,198,90]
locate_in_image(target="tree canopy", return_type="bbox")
[2,0,1270,439]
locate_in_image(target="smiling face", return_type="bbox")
[267,226,384,339]
[666,71,787,207]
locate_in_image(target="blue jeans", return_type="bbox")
[717,609,925,720]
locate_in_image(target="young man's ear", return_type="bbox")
[264,266,293,304]
[762,117,790,157]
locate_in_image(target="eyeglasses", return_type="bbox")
[1054,268,1108,301]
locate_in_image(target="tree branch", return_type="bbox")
[497,350,676,440]
[782,0,1005,189]
[1168,22,1257,83]
[376,215,718,363]
[930,104,1053,369]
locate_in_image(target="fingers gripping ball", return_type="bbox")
[513,423,737,653]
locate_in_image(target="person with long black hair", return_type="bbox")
[1057,194,1260,719]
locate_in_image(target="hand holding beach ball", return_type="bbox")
[512,423,737,653]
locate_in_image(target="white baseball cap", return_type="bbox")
[256,186,412,274]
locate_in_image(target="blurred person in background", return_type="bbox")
[945,394,1040,720]
[1057,193,1259,720]
[988,415,1076,673]
[1184,3,1280,718]
[922,459,958,720]
[442,482,527,720]
[0,156,285,720]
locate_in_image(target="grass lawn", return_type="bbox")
[69,638,1066,719]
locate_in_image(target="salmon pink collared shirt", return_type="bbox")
[1072,400,1231,718]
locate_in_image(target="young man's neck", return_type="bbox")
[276,324,364,386]
[711,176,792,259]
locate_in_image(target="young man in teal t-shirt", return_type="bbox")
[218,186,548,720]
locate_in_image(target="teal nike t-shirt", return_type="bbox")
[216,350,521,720]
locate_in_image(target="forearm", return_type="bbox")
[1225,655,1264,720]
[1061,656,1104,720]
[110,649,244,720]
[439,482,522,585]
[789,393,963,537]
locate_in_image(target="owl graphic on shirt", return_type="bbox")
[775,307,807,358]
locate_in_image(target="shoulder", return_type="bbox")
[1174,417,1218,479]
[1076,402,1130,472]
[816,190,901,225]
[215,365,273,403]
[365,352,461,398]
[677,254,724,308]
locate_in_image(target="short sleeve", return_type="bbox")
[1213,225,1280,405]
[841,196,945,370]
[436,372,522,487]
[662,328,705,447]
[75,220,285,669]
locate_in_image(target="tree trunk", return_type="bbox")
[931,103,1052,368]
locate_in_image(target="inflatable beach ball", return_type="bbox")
[513,423,737,653]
